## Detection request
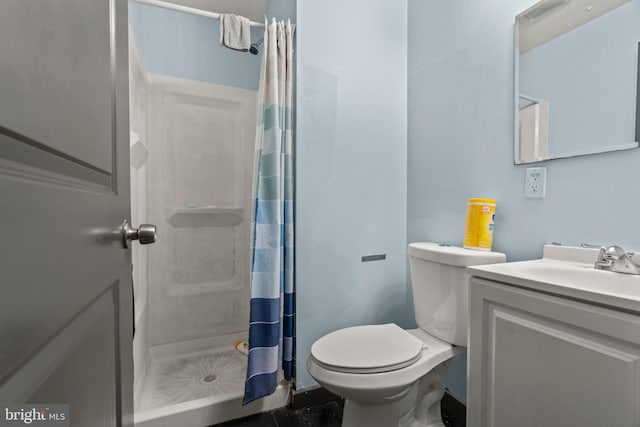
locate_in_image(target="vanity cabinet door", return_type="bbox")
[467,277,640,427]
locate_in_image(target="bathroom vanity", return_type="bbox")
[466,245,640,427]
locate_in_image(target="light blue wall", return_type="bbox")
[267,0,296,23]
[296,0,408,390]
[408,0,640,401]
[520,0,640,158]
[128,2,263,90]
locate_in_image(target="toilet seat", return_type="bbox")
[310,324,424,374]
[307,327,464,405]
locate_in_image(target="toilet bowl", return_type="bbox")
[308,325,463,427]
[307,243,506,427]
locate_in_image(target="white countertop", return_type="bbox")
[468,245,640,314]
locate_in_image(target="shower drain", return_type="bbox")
[199,374,219,385]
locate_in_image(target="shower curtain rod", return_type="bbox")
[130,0,265,28]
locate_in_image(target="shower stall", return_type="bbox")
[127,2,291,425]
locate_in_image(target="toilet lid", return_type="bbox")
[310,324,424,374]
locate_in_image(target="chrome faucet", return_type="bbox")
[583,244,640,275]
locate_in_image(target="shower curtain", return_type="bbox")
[243,18,295,405]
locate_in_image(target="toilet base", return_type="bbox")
[340,361,450,427]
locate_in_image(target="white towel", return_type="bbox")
[219,14,251,51]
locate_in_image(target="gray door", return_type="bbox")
[0,0,133,426]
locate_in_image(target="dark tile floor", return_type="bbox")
[213,391,465,427]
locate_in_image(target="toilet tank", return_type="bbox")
[408,243,506,346]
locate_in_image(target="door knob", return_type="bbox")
[122,219,157,248]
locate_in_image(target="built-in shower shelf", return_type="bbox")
[167,206,243,227]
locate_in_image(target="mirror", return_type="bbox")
[515,0,640,164]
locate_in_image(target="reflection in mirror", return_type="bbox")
[515,0,640,164]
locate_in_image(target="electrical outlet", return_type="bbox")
[525,167,547,198]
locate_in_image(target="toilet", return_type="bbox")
[307,242,506,427]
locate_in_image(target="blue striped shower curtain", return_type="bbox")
[243,18,295,405]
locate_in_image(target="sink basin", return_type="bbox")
[468,245,640,313]
[502,260,640,296]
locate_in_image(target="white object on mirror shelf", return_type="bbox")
[519,101,549,163]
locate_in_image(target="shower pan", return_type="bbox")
[128,22,289,427]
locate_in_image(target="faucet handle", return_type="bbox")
[603,245,626,260]
[581,243,608,264]
[581,243,626,260]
